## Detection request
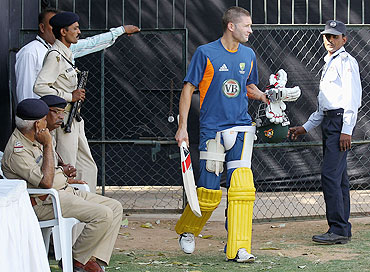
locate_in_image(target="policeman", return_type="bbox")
[34,12,97,193]
[288,20,362,244]
[40,95,79,179]
[16,8,140,103]
[1,98,122,272]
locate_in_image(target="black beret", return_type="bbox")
[321,20,346,36]
[16,99,49,120]
[49,11,79,28]
[40,95,67,109]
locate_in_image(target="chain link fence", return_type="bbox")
[75,29,187,213]
[19,25,370,220]
[249,25,370,220]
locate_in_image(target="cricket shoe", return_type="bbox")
[179,232,195,254]
[227,248,255,263]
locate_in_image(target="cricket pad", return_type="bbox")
[175,187,222,236]
[226,167,255,259]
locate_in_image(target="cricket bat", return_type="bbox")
[179,141,202,217]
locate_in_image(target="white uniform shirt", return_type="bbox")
[15,26,125,103]
[303,47,362,135]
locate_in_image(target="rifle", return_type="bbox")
[64,71,89,133]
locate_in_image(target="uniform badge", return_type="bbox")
[13,141,24,153]
[239,63,246,74]
[35,155,43,164]
[56,55,60,62]
[330,21,337,27]
[222,79,241,98]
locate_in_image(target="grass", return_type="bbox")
[49,222,370,272]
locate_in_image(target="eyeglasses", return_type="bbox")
[49,108,66,115]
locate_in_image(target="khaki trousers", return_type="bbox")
[33,187,122,265]
[56,117,98,193]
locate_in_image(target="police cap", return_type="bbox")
[16,99,49,120]
[49,11,79,28]
[40,95,67,109]
[321,20,346,36]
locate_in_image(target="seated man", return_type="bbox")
[41,95,79,180]
[1,98,122,272]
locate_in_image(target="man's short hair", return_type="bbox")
[222,6,251,32]
[38,8,59,25]
[15,116,37,131]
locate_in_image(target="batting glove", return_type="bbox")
[269,69,288,88]
[265,100,286,124]
[266,86,301,102]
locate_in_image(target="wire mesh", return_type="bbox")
[248,25,370,220]
[74,29,186,212]
[18,25,370,219]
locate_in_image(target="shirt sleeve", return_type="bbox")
[341,56,362,135]
[183,48,208,87]
[246,50,259,86]
[7,151,44,188]
[15,50,40,102]
[33,51,73,102]
[303,108,324,132]
[71,26,125,58]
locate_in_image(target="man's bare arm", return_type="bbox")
[35,127,55,189]
[175,82,196,147]
[246,84,268,103]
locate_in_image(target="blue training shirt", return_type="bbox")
[184,38,258,132]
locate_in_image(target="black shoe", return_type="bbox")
[312,232,349,245]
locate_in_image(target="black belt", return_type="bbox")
[323,108,344,117]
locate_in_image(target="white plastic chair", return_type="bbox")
[28,184,89,272]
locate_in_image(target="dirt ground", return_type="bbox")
[113,216,370,263]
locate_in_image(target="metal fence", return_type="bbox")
[249,25,370,220]
[76,25,369,220]
[16,0,370,219]
[18,25,370,219]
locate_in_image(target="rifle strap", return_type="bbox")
[46,49,80,74]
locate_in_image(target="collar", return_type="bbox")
[324,46,346,63]
[54,39,73,60]
[13,128,41,149]
[35,35,52,49]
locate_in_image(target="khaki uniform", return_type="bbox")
[1,129,122,265]
[34,40,97,193]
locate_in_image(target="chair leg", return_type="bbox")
[41,227,52,254]
[60,218,79,272]
[52,226,62,261]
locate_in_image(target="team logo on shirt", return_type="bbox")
[239,63,246,74]
[222,79,240,98]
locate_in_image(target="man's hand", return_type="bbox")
[72,88,86,102]
[67,178,87,185]
[62,163,77,178]
[175,127,189,147]
[35,127,52,146]
[288,126,307,140]
[124,25,140,36]
[340,133,351,151]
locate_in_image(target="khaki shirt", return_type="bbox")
[1,128,69,190]
[34,39,78,102]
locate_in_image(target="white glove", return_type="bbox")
[269,69,287,88]
[266,86,301,102]
[265,100,286,124]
